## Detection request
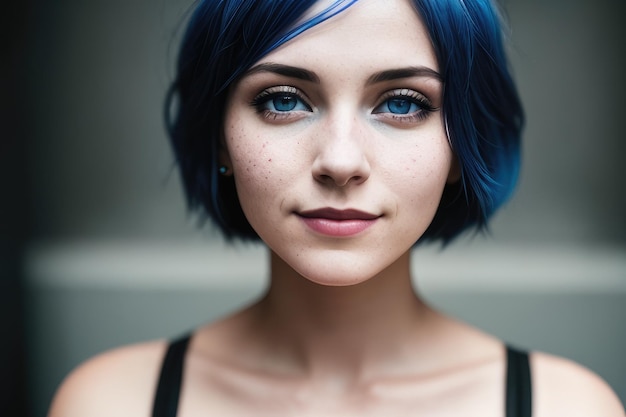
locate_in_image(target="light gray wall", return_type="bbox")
[24,0,626,244]
[496,0,626,243]
[22,0,626,415]
[26,285,626,417]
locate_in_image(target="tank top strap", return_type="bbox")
[152,334,191,417]
[505,345,532,417]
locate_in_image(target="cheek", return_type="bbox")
[225,123,289,213]
[226,116,265,174]
[394,140,453,206]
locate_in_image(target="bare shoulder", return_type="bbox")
[532,351,624,417]
[47,340,168,417]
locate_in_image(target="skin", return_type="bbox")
[48,0,624,416]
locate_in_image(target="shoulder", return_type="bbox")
[531,351,624,417]
[47,340,168,417]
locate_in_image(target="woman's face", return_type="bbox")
[223,0,457,286]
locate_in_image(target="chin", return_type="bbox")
[303,274,371,288]
[290,257,386,288]
[269,240,411,288]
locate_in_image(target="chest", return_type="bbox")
[152,337,531,417]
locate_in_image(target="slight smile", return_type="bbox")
[297,208,381,237]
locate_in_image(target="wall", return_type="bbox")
[24,0,626,243]
[2,2,30,416]
[21,0,626,415]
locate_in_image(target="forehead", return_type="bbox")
[255,0,438,75]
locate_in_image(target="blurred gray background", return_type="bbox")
[10,0,626,415]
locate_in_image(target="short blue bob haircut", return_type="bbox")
[165,0,524,244]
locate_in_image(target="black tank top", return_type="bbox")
[152,335,532,417]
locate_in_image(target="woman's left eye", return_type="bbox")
[372,89,436,122]
[377,98,420,115]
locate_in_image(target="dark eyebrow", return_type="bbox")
[367,66,443,84]
[243,63,442,85]
[243,63,320,83]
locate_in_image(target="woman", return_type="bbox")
[49,0,624,416]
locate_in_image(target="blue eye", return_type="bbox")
[268,94,309,112]
[252,87,312,115]
[382,98,420,114]
[372,90,436,123]
[374,97,425,115]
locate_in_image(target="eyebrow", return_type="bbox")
[366,66,443,84]
[244,63,320,83]
[243,63,442,85]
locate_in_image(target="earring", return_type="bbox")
[219,165,231,176]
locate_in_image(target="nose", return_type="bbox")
[311,114,371,187]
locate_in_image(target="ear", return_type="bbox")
[219,148,232,171]
[447,155,461,184]
[218,136,233,174]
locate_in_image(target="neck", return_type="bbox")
[252,250,432,381]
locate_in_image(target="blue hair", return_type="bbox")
[165,0,523,244]
[414,0,523,242]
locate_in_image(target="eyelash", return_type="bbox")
[250,86,437,123]
[250,86,312,121]
[372,89,437,124]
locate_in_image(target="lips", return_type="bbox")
[297,208,380,237]
[298,208,379,220]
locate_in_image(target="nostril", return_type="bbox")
[317,174,337,185]
[339,176,362,187]
[316,173,364,187]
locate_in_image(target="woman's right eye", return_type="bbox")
[251,86,312,118]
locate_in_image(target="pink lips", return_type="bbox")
[297,208,380,237]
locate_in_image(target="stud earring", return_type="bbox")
[219,165,231,176]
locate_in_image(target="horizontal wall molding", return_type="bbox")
[25,240,626,293]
